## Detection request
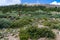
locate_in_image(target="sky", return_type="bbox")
[21,0,60,5]
[21,0,54,4]
[0,0,60,6]
[0,0,21,6]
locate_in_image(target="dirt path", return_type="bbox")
[56,34,60,40]
[8,34,19,40]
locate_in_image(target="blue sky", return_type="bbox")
[21,0,60,4]
[0,0,60,6]
[55,0,60,2]
[21,0,60,5]
[21,0,54,4]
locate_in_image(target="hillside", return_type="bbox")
[0,4,60,12]
[0,4,60,40]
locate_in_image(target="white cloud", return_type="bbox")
[50,1,60,5]
[0,0,21,6]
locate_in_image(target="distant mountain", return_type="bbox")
[22,4,60,7]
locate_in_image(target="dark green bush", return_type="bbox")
[19,26,55,40]
[27,27,55,39]
[38,28,55,38]
[19,29,29,40]
[0,18,12,28]
[26,26,40,39]
[43,21,52,26]
[11,18,34,28]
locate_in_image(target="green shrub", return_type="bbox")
[51,24,60,30]
[11,18,33,28]
[43,20,58,26]
[43,21,52,26]
[19,29,29,40]
[38,28,55,38]
[27,27,55,39]
[0,18,12,28]
[0,14,7,18]
[26,26,40,39]
[43,21,60,30]
[19,26,55,40]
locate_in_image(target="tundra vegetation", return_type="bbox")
[0,4,60,40]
